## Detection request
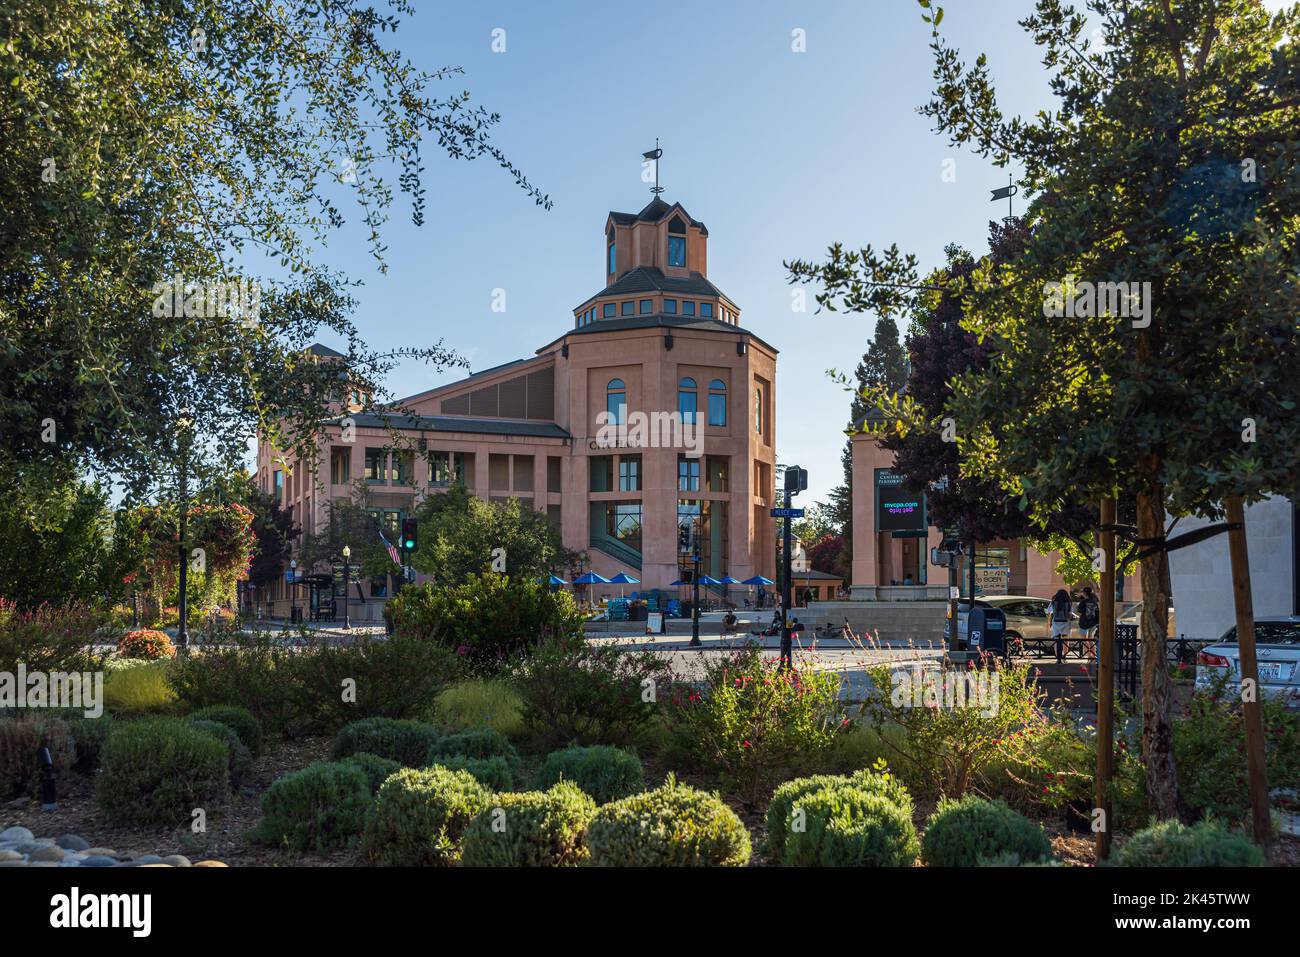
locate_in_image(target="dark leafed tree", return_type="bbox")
[1,0,548,511]
[789,0,1300,818]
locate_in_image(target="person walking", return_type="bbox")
[1050,588,1073,663]
[1077,586,1100,660]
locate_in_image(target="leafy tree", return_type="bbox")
[2,0,546,508]
[788,0,1300,817]
[297,483,398,582]
[245,487,299,592]
[805,533,847,578]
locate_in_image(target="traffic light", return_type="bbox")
[784,465,808,494]
[401,517,418,552]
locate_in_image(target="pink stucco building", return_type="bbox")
[257,195,778,618]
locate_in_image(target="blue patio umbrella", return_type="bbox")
[719,574,741,606]
[539,574,569,586]
[571,571,611,607]
[607,571,640,598]
[741,575,775,586]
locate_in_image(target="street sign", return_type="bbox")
[770,507,804,518]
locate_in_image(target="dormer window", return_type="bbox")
[607,226,617,275]
[667,217,686,267]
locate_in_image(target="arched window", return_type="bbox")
[678,377,697,424]
[607,378,626,425]
[667,217,687,267]
[707,379,727,426]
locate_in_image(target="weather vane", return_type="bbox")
[643,139,664,196]
[990,173,1019,220]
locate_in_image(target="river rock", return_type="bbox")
[0,826,33,844]
[161,854,192,867]
[79,855,121,867]
[57,834,90,851]
[29,845,65,862]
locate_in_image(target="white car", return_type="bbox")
[1195,616,1300,707]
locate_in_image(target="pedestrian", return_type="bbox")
[757,584,766,608]
[1050,588,1072,663]
[1077,585,1100,659]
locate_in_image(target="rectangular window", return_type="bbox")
[589,456,613,493]
[330,449,350,485]
[678,455,700,492]
[391,451,414,486]
[513,455,534,492]
[663,299,677,314]
[429,451,452,487]
[668,235,686,267]
[618,455,641,492]
[681,300,696,316]
[639,299,653,314]
[608,243,616,274]
[700,302,714,318]
[273,470,284,501]
[460,453,475,488]
[603,302,616,318]
[547,456,562,494]
[621,300,634,316]
[706,455,729,492]
[364,448,385,483]
[489,454,510,491]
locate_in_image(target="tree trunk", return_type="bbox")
[1135,477,1181,820]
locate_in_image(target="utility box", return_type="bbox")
[967,606,1007,657]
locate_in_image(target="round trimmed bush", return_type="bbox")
[427,754,515,791]
[188,719,253,789]
[1111,819,1267,867]
[331,717,442,767]
[435,727,517,762]
[765,769,914,861]
[258,761,372,853]
[779,788,918,866]
[533,745,643,804]
[461,782,598,867]
[339,752,402,795]
[585,776,751,867]
[96,716,229,825]
[187,704,263,756]
[117,628,175,660]
[922,796,1053,867]
[364,766,492,866]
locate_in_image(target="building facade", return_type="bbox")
[256,196,778,618]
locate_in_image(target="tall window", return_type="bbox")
[429,451,452,487]
[618,455,641,492]
[607,227,617,275]
[273,469,283,501]
[755,387,763,435]
[364,448,385,483]
[667,217,686,267]
[678,455,700,492]
[707,379,727,426]
[606,378,627,425]
[678,377,697,424]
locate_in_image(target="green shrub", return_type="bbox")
[427,755,515,791]
[330,717,442,767]
[117,628,175,660]
[1111,819,1267,867]
[771,771,919,867]
[187,704,263,756]
[533,745,643,803]
[669,647,847,809]
[0,713,75,798]
[921,796,1053,867]
[1174,682,1300,828]
[166,634,294,732]
[432,680,525,738]
[434,727,517,762]
[104,662,178,714]
[338,752,402,795]
[364,766,492,866]
[586,776,751,867]
[188,719,253,789]
[388,574,583,674]
[765,762,914,861]
[95,717,229,825]
[460,782,598,867]
[64,712,114,772]
[511,639,674,750]
[0,599,104,673]
[258,761,373,853]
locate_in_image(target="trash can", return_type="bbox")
[968,606,1007,657]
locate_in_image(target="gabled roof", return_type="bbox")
[580,266,732,305]
[326,411,570,440]
[607,199,708,235]
[307,342,346,358]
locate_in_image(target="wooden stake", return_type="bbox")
[1095,496,1116,862]
[1224,494,1273,853]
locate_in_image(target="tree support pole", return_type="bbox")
[1095,496,1116,862]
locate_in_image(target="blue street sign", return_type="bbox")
[770,508,805,518]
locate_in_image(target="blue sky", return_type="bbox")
[290,0,1165,504]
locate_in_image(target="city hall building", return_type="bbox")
[257,195,778,618]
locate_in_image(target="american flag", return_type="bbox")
[378,529,401,566]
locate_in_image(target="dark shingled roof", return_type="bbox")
[330,411,570,440]
[308,342,346,358]
[585,266,729,303]
[608,199,708,235]
[535,313,777,356]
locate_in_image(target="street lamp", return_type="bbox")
[689,519,702,648]
[289,559,298,625]
[174,408,194,653]
[341,545,352,631]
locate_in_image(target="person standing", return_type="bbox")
[1077,586,1100,659]
[1050,588,1073,664]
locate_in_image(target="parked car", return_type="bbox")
[943,595,1076,654]
[1195,616,1300,708]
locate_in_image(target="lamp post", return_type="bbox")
[689,520,702,648]
[174,408,194,653]
[289,559,298,625]
[341,545,352,631]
